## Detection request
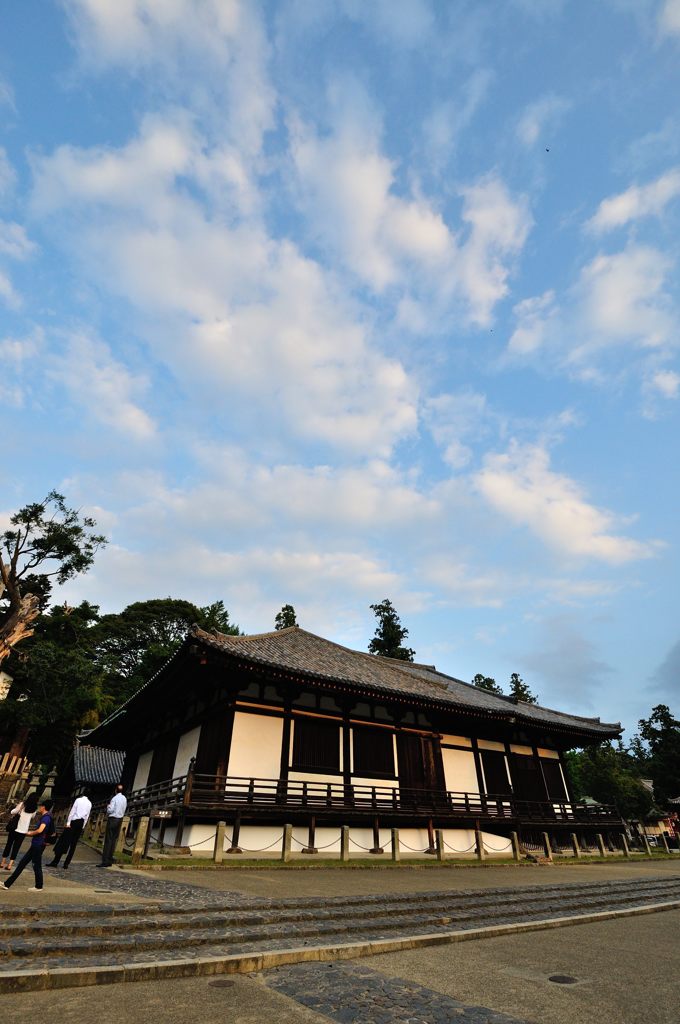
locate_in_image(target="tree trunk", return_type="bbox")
[0,593,40,664]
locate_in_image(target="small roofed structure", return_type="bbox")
[69,744,125,799]
[85,625,625,857]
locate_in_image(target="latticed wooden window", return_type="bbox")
[291,716,341,772]
[352,726,395,777]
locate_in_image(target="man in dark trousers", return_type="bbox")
[48,791,92,869]
[99,784,127,867]
[1,798,54,892]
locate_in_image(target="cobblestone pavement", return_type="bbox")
[263,962,528,1023]
[48,862,257,905]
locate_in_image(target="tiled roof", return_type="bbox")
[192,625,621,739]
[73,744,125,785]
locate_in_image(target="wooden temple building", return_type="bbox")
[85,625,625,856]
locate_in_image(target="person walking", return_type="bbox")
[0,793,38,872]
[98,785,127,867]
[1,799,54,892]
[47,791,92,869]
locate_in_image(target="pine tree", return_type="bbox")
[368,599,415,662]
[471,673,504,695]
[275,604,298,630]
[508,672,538,704]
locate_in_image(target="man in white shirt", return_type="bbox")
[98,785,128,867]
[48,791,92,870]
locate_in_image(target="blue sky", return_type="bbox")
[1,0,679,737]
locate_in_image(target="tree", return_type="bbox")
[92,598,241,705]
[199,600,241,636]
[0,602,105,766]
[508,672,538,704]
[471,673,504,695]
[564,742,655,820]
[636,704,680,805]
[368,599,415,662]
[0,491,106,663]
[275,604,298,630]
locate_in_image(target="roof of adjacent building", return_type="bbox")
[73,744,125,785]
[191,625,622,739]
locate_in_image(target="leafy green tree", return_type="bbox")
[275,604,298,630]
[0,491,106,663]
[508,672,538,704]
[636,705,680,805]
[471,673,504,695]
[93,597,241,705]
[564,741,655,819]
[199,600,241,636]
[368,599,415,662]
[0,602,105,766]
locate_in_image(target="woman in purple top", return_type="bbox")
[1,799,54,892]
[0,792,38,872]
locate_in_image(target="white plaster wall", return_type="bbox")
[288,771,344,787]
[175,823,514,859]
[442,748,479,794]
[132,750,153,792]
[173,726,201,778]
[537,747,560,759]
[510,744,533,755]
[351,776,399,788]
[228,711,283,784]
[478,739,505,751]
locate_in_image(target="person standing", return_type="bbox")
[47,791,92,869]
[1,799,54,892]
[0,793,38,872]
[98,785,127,867]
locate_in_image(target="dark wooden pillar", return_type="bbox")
[302,815,317,854]
[228,813,242,854]
[371,815,384,854]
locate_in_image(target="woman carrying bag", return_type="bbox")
[0,793,38,871]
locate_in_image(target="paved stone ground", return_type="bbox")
[264,962,527,1023]
[45,861,254,905]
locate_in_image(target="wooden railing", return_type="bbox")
[122,773,621,825]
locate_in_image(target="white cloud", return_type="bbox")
[576,245,673,354]
[290,114,453,292]
[48,332,156,440]
[64,0,275,158]
[659,0,680,36]
[508,245,676,382]
[424,391,489,469]
[508,290,557,356]
[422,69,492,166]
[649,368,680,398]
[516,94,571,147]
[290,108,530,324]
[475,441,659,564]
[0,75,14,110]
[0,330,43,406]
[0,150,16,197]
[0,271,20,310]
[0,222,36,260]
[457,177,532,326]
[32,116,418,455]
[339,0,435,46]
[587,167,680,232]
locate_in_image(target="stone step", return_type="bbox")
[1,872,680,937]
[2,880,679,964]
[3,876,680,943]
[1,871,676,924]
